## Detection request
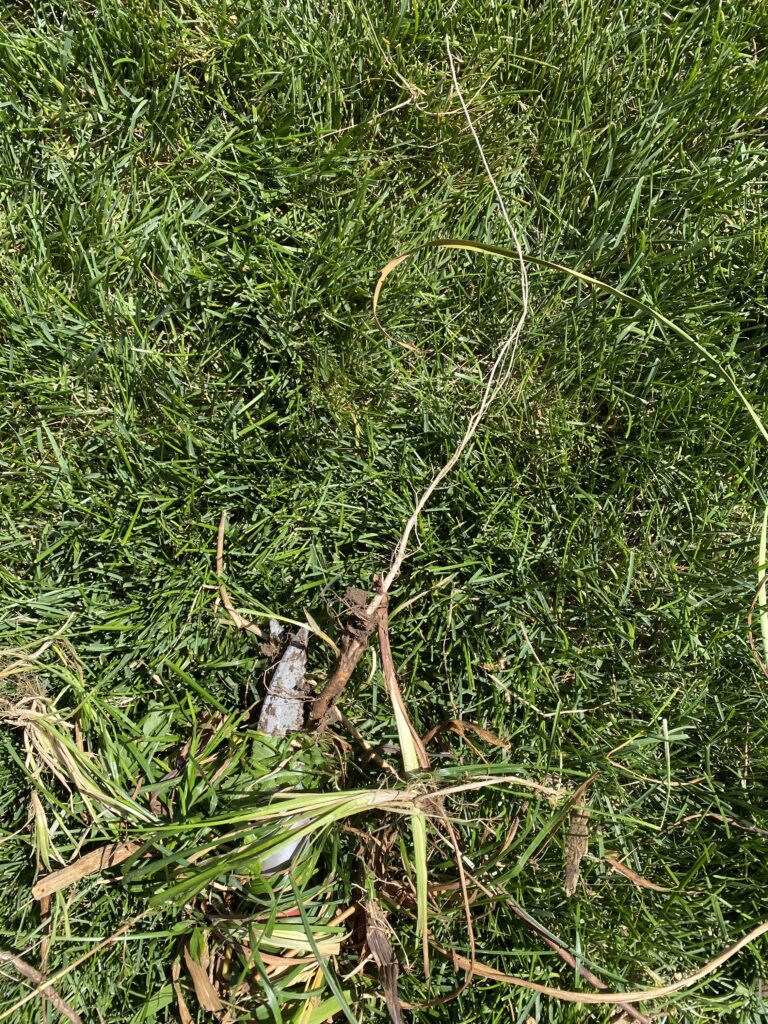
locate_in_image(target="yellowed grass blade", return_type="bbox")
[303,610,340,656]
[376,593,430,974]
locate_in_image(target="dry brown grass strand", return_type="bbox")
[0,951,83,1024]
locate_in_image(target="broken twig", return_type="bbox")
[309,586,382,723]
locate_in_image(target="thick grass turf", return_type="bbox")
[1,1,768,1021]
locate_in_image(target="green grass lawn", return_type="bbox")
[2,1,768,1021]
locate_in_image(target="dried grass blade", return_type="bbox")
[171,960,194,1024]
[374,237,768,449]
[32,841,141,901]
[441,915,768,1004]
[216,511,263,637]
[604,855,673,893]
[0,951,83,1024]
[365,898,403,1024]
[183,942,225,1013]
[422,719,509,751]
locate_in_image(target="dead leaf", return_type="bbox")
[184,942,225,1014]
[172,960,193,1024]
[32,840,141,901]
[564,809,589,897]
[365,899,403,1024]
[148,791,164,817]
